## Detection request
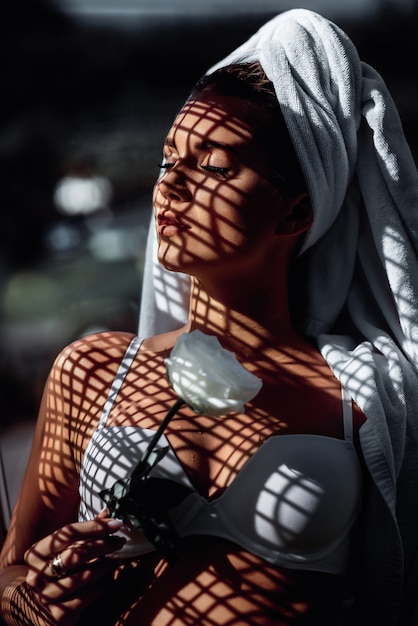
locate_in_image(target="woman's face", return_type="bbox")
[153,94,296,278]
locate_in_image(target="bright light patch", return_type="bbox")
[54,175,112,215]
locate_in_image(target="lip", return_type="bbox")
[157,210,190,237]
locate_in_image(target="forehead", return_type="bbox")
[168,96,256,146]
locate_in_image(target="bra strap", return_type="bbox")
[341,386,353,443]
[98,336,143,428]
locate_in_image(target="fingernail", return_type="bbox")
[106,518,124,530]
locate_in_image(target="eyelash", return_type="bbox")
[157,162,230,178]
[203,165,230,178]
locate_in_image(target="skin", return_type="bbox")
[0,94,365,626]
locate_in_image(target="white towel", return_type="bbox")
[139,10,418,622]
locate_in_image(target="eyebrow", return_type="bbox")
[197,140,238,154]
[164,137,238,154]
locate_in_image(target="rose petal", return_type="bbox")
[165,330,262,416]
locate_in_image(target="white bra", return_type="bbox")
[79,336,363,575]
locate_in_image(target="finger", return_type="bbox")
[49,534,126,575]
[25,519,124,585]
[34,565,115,624]
[25,517,123,564]
[27,535,125,589]
[51,517,125,549]
[37,557,118,602]
[43,588,103,625]
[47,518,125,556]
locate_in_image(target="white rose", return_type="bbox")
[164,330,262,417]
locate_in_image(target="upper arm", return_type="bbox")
[0,331,135,569]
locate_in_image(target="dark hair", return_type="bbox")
[189,62,306,194]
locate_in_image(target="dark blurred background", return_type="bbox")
[1,0,418,428]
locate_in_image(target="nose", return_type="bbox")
[157,167,192,203]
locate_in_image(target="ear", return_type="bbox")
[276,192,312,236]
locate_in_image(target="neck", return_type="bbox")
[185,270,303,361]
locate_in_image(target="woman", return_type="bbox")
[141,10,418,624]
[1,9,417,626]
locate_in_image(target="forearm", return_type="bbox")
[0,567,53,626]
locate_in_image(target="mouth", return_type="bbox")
[157,211,189,237]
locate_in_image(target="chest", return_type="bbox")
[105,374,348,499]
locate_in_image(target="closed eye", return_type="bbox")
[158,162,230,178]
[202,165,230,178]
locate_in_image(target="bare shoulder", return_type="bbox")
[43,327,189,408]
[57,330,136,360]
[53,330,136,378]
[48,328,186,399]
[53,326,187,367]
[38,331,138,426]
[140,327,187,354]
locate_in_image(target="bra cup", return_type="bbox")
[79,427,195,557]
[218,435,363,554]
[79,428,193,523]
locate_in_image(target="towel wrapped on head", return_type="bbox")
[139,9,418,623]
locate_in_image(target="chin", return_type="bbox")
[158,246,194,274]
[158,254,186,274]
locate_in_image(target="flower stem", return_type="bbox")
[131,396,185,481]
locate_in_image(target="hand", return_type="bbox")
[23,515,125,626]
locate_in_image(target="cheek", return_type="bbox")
[196,187,245,242]
[192,183,232,228]
[208,179,278,235]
